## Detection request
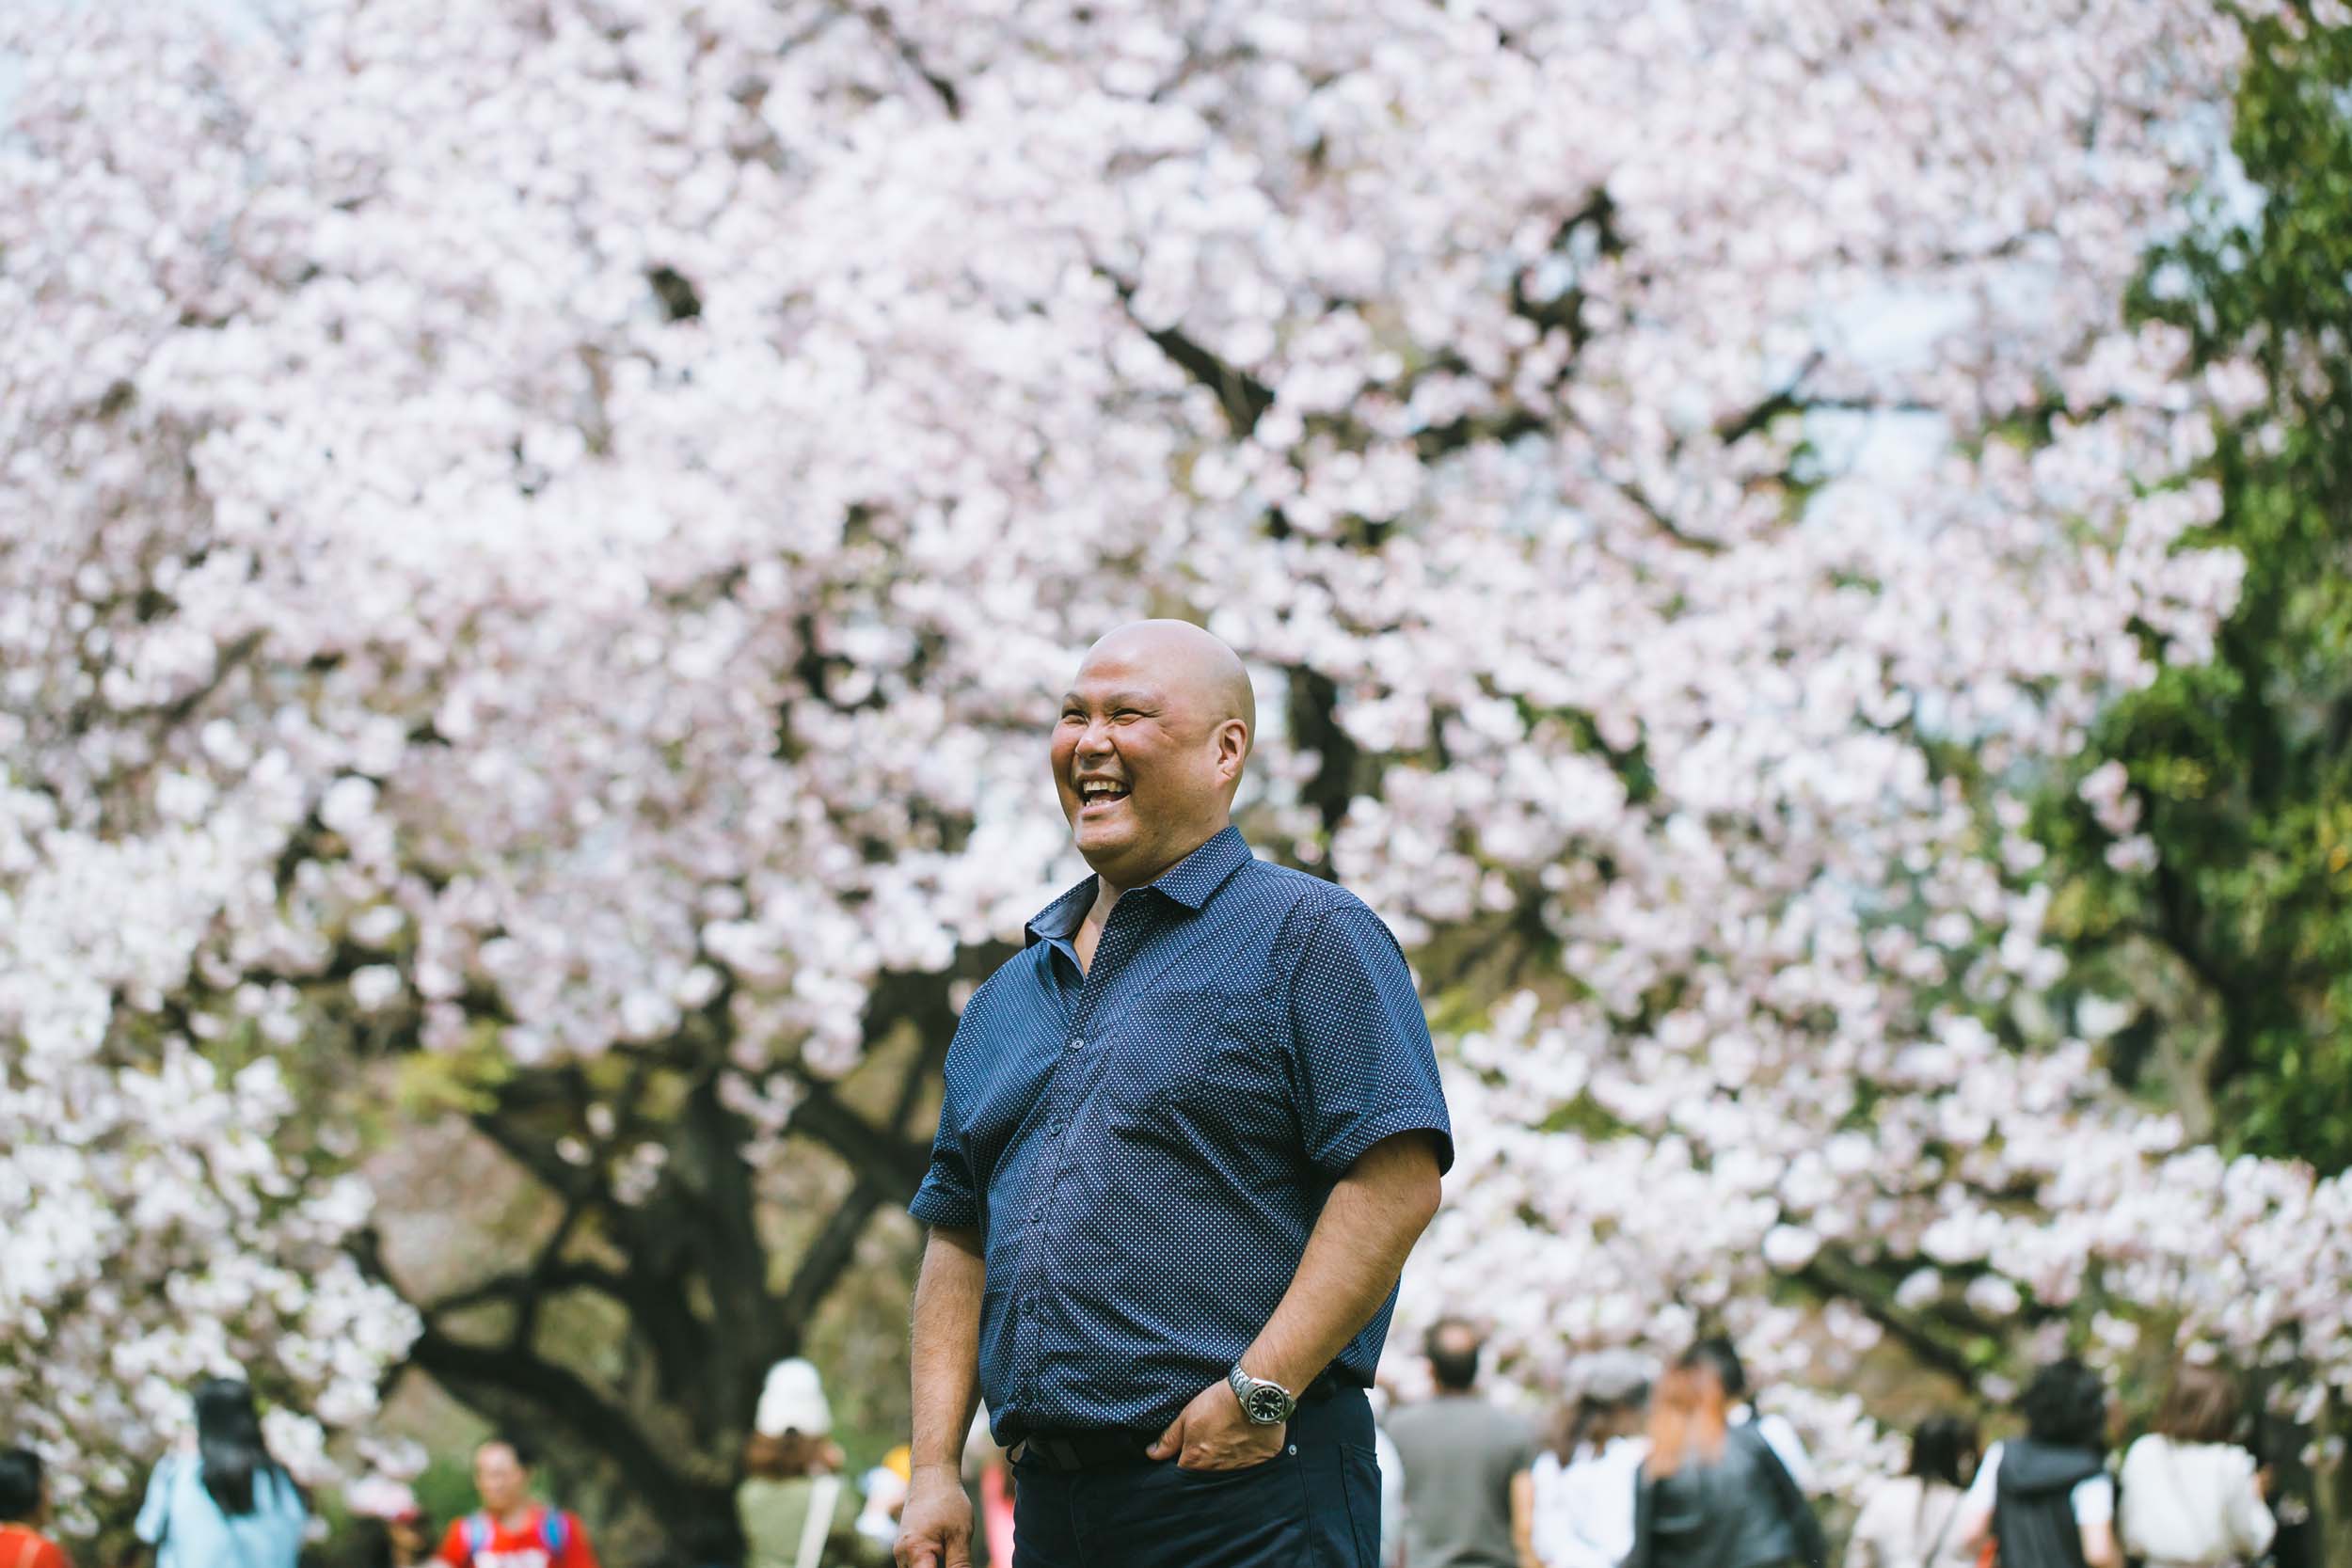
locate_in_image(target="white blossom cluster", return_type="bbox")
[0,785,418,1514]
[3,0,2341,1512]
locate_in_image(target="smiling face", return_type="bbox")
[1050,623,1252,890]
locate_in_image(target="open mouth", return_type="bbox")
[1076,779,1132,814]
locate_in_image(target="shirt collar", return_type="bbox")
[1024,824,1253,944]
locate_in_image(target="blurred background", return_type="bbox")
[2,0,2348,1564]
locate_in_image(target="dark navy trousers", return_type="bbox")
[1010,1388,1383,1568]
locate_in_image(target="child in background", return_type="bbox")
[347,1475,434,1568]
[0,1449,72,1568]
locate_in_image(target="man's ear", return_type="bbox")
[1218,720,1251,782]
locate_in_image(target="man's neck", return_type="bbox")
[496,1504,539,1531]
[1088,818,1230,902]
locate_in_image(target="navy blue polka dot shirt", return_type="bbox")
[911,825,1454,1443]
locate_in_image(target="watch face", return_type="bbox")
[1245,1385,1289,1423]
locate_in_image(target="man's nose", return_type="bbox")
[1073,716,1117,758]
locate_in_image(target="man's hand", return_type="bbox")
[1147,1379,1287,1471]
[894,1464,975,1568]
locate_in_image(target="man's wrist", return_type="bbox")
[1228,1362,1300,1424]
[1235,1349,1311,1394]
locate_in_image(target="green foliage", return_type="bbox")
[2048,5,2352,1170]
[395,1020,519,1117]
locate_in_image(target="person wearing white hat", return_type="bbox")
[739,1359,858,1568]
[757,1360,835,1443]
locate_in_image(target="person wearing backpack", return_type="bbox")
[2116,1362,2275,1568]
[1955,1359,2122,1568]
[134,1379,309,1568]
[1,1447,72,1568]
[435,1438,598,1568]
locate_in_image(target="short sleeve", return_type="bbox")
[436,1519,470,1568]
[1286,902,1454,1175]
[134,1459,174,1545]
[910,1001,984,1228]
[909,1070,981,1228]
[2071,1474,2115,1527]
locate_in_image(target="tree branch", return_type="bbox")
[779,1180,891,1331]
[788,1078,935,1196]
[1793,1251,1979,1386]
[1100,270,1276,436]
[405,1319,723,1528]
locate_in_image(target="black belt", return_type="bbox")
[1009,1428,1157,1471]
[1010,1373,1351,1472]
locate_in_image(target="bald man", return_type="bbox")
[898,622,1454,1568]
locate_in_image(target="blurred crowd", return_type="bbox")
[1374,1323,2290,1568]
[1,1341,2297,1568]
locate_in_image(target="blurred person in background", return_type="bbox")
[738,1359,864,1568]
[1621,1352,1825,1568]
[2117,1362,2274,1568]
[1374,1424,1406,1568]
[1520,1350,1653,1568]
[1956,1358,2120,1568]
[134,1378,309,1568]
[1845,1415,1979,1568]
[1386,1318,1541,1568]
[345,1476,433,1568]
[852,1449,909,1550]
[2244,1405,2315,1568]
[956,1418,1011,1568]
[437,1436,597,1568]
[1,1447,72,1568]
[1682,1338,1814,1492]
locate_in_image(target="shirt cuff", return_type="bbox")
[909,1185,981,1228]
[1315,1108,1454,1178]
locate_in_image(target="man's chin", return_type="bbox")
[1073,822,1139,867]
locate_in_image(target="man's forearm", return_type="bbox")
[1242,1132,1444,1392]
[909,1225,987,1471]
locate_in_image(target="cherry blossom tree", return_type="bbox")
[5,0,2346,1551]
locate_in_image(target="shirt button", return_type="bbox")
[1067,1036,1084,1051]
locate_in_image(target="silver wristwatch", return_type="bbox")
[1227,1363,1299,1425]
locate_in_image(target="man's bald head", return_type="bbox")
[1080,621,1256,758]
[1049,620,1258,892]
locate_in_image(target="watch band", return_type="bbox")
[1227,1363,1298,1425]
